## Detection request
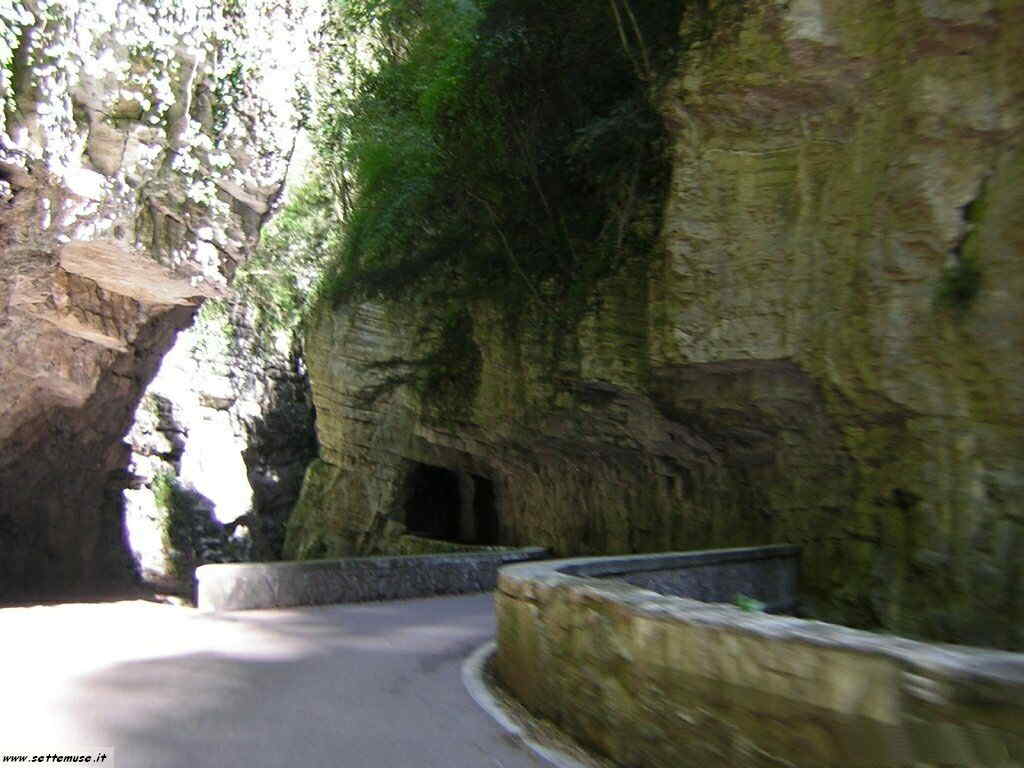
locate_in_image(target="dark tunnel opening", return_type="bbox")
[403,463,500,545]
[404,464,461,541]
[473,474,499,545]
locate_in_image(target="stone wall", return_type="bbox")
[197,546,547,611]
[299,0,1024,649]
[496,552,1024,767]
[559,546,800,614]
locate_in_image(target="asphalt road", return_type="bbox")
[0,593,547,768]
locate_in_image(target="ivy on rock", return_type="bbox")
[294,0,686,325]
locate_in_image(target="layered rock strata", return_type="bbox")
[296,0,1024,648]
[0,0,311,598]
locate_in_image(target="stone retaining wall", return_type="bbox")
[197,547,547,611]
[386,534,514,556]
[559,546,800,614]
[496,547,1024,767]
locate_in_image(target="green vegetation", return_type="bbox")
[415,309,481,419]
[389,534,509,555]
[937,253,982,310]
[233,176,336,339]
[1,1,33,136]
[735,594,766,613]
[196,172,335,351]
[937,193,985,312]
[321,0,681,315]
[152,471,248,582]
[355,307,481,419]
[224,0,693,411]
[250,0,686,330]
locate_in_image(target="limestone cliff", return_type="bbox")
[124,300,316,591]
[293,0,1024,648]
[0,0,311,598]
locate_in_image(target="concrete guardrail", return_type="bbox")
[198,546,548,611]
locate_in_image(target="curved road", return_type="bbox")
[1,593,545,768]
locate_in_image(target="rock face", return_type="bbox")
[231,314,319,562]
[295,0,1024,648]
[124,302,317,590]
[0,0,308,598]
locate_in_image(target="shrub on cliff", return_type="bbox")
[153,472,249,584]
[304,0,683,323]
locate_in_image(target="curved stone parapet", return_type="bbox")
[197,547,548,612]
[496,546,1024,767]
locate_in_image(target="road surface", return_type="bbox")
[0,593,546,768]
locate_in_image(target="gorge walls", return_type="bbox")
[124,300,317,589]
[295,0,1024,648]
[0,0,310,598]
[649,0,1024,645]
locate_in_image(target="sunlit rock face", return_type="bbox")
[123,303,316,590]
[0,0,312,598]
[296,0,1024,648]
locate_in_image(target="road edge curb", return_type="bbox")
[461,641,595,768]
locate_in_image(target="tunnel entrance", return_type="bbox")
[404,464,461,541]
[473,475,499,545]
[402,462,500,545]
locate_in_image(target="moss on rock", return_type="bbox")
[293,0,1024,650]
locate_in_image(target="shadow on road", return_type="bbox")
[2,594,543,768]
